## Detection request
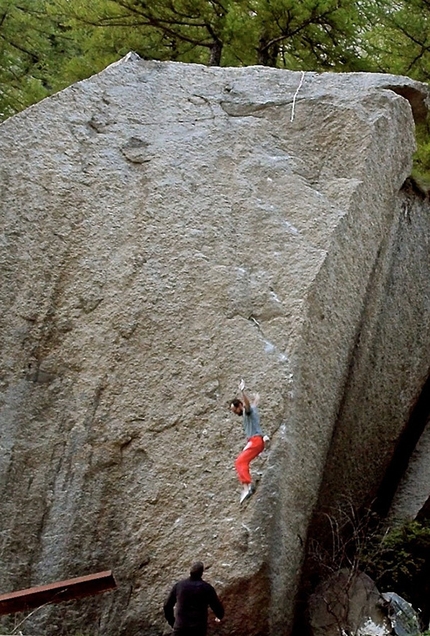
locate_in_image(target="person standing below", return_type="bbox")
[230,379,269,504]
[163,561,224,636]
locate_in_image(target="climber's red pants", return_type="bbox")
[235,435,265,484]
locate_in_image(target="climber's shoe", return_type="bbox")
[240,484,255,504]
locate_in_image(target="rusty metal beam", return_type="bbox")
[0,570,117,616]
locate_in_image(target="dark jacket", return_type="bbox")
[163,575,224,634]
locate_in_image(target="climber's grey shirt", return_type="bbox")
[243,405,263,439]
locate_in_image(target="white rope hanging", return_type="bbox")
[290,71,305,122]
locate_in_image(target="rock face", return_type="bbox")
[0,55,429,636]
[314,172,430,516]
[388,414,430,523]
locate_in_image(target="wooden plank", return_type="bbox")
[0,571,117,616]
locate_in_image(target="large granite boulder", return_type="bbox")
[308,569,392,636]
[308,570,421,636]
[0,54,429,635]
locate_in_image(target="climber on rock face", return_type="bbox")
[230,379,269,504]
[163,561,224,636]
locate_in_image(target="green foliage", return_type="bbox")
[0,0,383,120]
[0,0,85,119]
[51,0,233,66]
[365,0,430,81]
[364,520,430,584]
[62,0,368,70]
[361,519,430,625]
[252,0,370,71]
[0,0,48,118]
